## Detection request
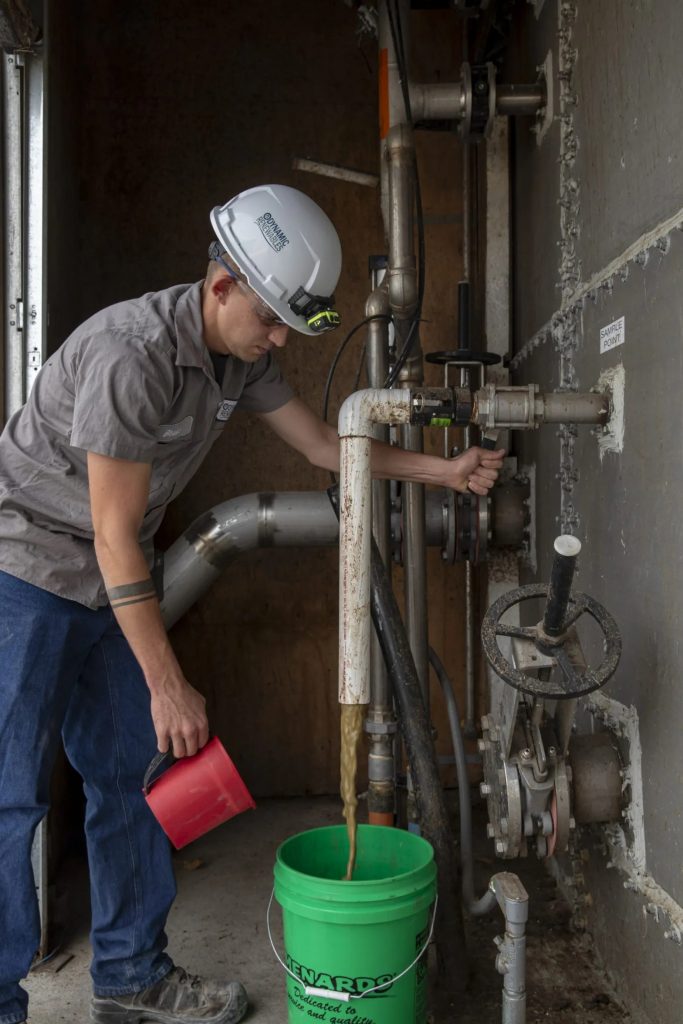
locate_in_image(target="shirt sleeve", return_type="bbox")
[69,331,176,461]
[237,352,294,414]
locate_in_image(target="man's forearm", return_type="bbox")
[94,533,182,692]
[369,440,450,485]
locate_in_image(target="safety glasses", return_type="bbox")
[208,243,287,328]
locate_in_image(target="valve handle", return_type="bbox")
[480,537,621,700]
[543,535,581,637]
[425,349,502,367]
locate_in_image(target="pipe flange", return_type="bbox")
[460,62,496,142]
[547,758,572,858]
[443,491,491,564]
[480,719,523,859]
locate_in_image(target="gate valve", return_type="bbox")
[481,536,622,700]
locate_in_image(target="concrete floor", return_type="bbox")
[25,797,635,1023]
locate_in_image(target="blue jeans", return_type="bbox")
[0,571,176,1024]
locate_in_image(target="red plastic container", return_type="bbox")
[143,737,256,849]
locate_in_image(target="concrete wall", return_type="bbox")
[45,2,473,798]
[507,2,683,1020]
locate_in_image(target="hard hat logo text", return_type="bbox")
[256,211,290,253]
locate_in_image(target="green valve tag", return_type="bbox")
[430,417,453,427]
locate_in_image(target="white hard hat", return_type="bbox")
[210,184,342,335]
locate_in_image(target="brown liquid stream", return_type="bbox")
[340,703,365,881]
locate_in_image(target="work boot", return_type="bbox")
[90,966,248,1023]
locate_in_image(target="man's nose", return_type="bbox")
[268,324,289,347]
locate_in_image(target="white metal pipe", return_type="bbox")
[291,158,379,189]
[338,389,411,705]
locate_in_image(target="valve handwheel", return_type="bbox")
[481,536,622,699]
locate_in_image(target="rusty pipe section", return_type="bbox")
[160,492,338,629]
[473,383,610,431]
[338,389,412,704]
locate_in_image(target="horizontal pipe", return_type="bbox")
[159,481,528,631]
[495,83,545,117]
[473,384,610,430]
[292,157,379,189]
[160,492,338,629]
[409,81,465,121]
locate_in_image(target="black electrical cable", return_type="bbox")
[352,342,367,394]
[321,315,391,425]
[322,314,390,485]
[383,0,426,389]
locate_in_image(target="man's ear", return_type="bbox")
[212,272,236,304]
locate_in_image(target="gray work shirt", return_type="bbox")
[0,281,293,608]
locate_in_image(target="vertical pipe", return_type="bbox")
[385,104,428,707]
[3,51,24,421]
[338,434,373,707]
[399,419,429,699]
[366,282,397,825]
[24,46,46,398]
[460,16,478,740]
[338,388,412,708]
[334,383,471,989]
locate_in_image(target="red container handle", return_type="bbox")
[143,748,177,795]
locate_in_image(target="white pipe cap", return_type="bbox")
[554,535,582,557]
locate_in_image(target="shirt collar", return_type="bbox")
[174,281,211,370]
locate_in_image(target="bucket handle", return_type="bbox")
[143,749,177,795]
[266,888,438,1002]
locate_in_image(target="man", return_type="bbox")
[0,184,503,1024]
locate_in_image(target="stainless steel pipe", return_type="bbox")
[496,83,546,117]
[473,384,610,430]
[160,492,338,629]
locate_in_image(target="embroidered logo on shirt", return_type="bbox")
[155,416,193,441]
[216,399,237,422]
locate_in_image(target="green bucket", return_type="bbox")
[271,825,437,1024]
